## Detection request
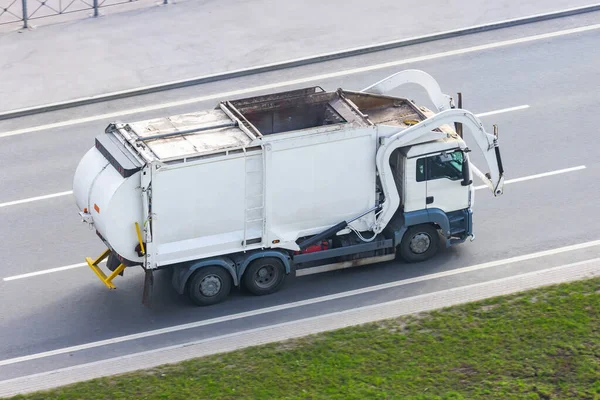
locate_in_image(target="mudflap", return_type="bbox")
[142,268,154,307]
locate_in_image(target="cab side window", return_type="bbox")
[416,150,463,182]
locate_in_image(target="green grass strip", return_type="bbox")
[8,277,600,400]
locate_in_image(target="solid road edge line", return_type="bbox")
[1,3,599,120]
[0,259,599,398]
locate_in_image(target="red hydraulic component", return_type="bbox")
[294,240,330,255]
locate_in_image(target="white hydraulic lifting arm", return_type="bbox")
[362,69,455,112]
[362,70,505,234]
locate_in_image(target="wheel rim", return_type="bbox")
[199,275,222,297]
[409,233,431,254]
[254,264,278,289]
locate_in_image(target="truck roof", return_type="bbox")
[105,86,435,165]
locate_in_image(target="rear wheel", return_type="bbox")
[242,257,286,296]
[186,266,232,306]
[398,224,440,263]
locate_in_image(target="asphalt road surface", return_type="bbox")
[1,13,599,383]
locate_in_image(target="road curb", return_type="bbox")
[1,3,600,120]
[0,259,599,398]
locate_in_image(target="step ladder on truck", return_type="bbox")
[72,69,505,306]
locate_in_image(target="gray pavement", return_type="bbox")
[0,0,597,112]
[1,12,600,391]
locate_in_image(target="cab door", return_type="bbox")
[403,156,428,213]
[422,149,469,213]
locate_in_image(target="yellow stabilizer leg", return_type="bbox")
[85,248,125,289]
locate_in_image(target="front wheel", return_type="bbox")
[398,224,440,263]
[186,266,232,306]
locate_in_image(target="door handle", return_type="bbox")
[426,196,434,204]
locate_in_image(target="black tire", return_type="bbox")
[186,266,232,306]
[398,224,440,263]
[242,257,286,296]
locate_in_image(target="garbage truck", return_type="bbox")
[73,69,505,306]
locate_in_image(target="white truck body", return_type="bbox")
[74,107,379,267]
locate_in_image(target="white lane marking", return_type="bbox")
[0,104,527,210]
[1,163,588,282]
[0,191,73,208]
[474,165,586,191]
[2,22,600,138]
[1,238,599,366]
[474,104,529,117]
[2,261,104,281]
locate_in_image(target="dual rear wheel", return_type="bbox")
[186,257,286,306]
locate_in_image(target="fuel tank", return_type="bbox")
[73,146,145,264]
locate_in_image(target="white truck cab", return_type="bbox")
[399,140,472,214]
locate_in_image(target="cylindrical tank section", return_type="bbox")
[73,147,145,264]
